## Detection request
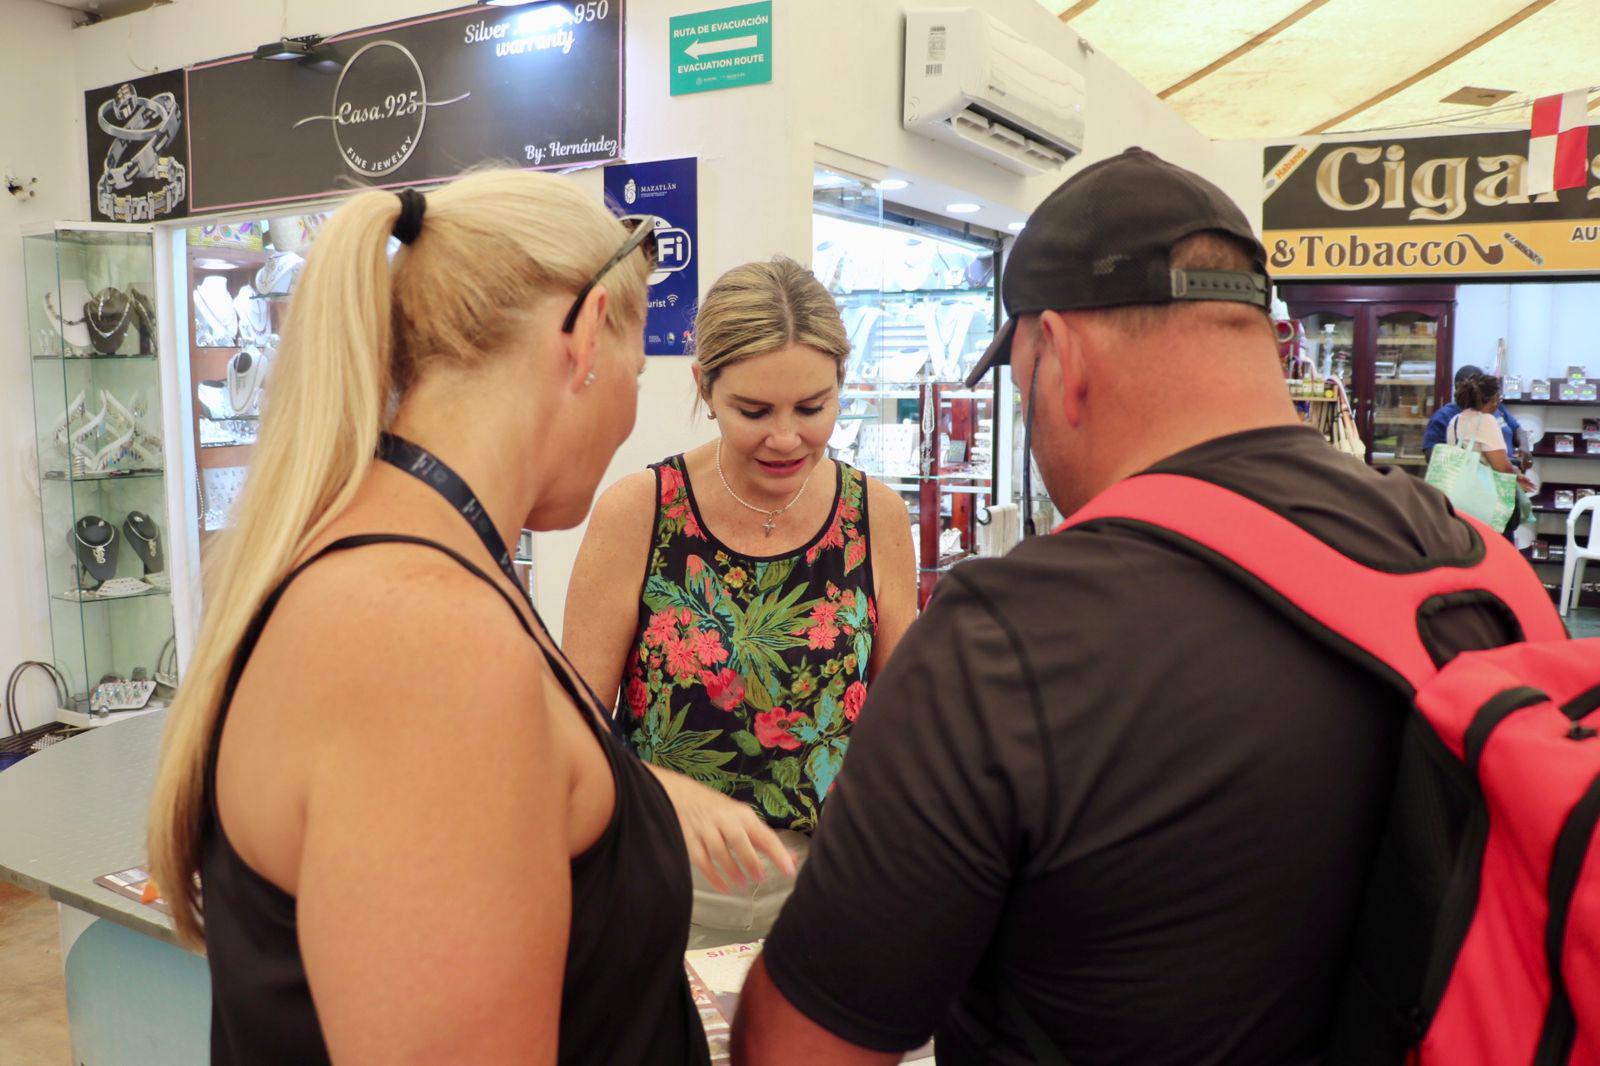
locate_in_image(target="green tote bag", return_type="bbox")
[1424,441,1517,529]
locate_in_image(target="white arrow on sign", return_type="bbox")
[684,34,758,59]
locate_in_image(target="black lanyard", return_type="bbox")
[376,432,522,593]
[376,432,627,737]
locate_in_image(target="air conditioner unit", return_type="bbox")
[903,8,1086,176]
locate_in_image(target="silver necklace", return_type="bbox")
[127,516,159,554]
[715,439,820,537]
[45,292,86,326]
[75,523,116,565]
[88,290,133,338]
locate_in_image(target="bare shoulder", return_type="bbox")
[583,470,659,565]
[269,545,545,706]
[864,474,912,527]
[591,469,657,531]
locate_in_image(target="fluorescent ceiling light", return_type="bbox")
[877,179,910,191]
[1007,221,1026,232]
[947,202,981,214]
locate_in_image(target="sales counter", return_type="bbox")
[0,712,935,1064]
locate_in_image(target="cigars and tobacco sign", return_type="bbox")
[1263,129,1600,280]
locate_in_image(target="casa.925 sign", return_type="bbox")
[185,2,623,214]
[1263,129,1600,279]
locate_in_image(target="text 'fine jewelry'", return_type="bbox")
[715,439,819,537]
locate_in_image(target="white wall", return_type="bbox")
[0,0,92,729]
[796,0,1253,225]
[1455,281,1600,385]
[46,0,1227,645]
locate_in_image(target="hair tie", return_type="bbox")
[392,188,426,245]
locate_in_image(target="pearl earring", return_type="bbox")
[583,371,596,388]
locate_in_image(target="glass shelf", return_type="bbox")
[33,354,158,364]
[862,470,993,483]
[835,287,993,301]
[42,470,164,484]
[51,587,171,605]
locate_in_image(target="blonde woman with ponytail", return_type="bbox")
[149,172,711,1065]
[565,257,917,946]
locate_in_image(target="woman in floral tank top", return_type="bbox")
[566,258,917,941]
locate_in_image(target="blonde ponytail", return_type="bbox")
[150,170,649,946]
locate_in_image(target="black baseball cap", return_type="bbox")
[965,147,1270,388]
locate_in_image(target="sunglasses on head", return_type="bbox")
[561,215,661,333]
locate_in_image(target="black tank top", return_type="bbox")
[201,533,709,1065]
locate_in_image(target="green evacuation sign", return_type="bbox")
[669,1,773,96]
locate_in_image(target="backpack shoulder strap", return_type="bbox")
[1057,473,1565,692]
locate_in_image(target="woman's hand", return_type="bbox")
[648,766,797,892]
[1518,475,1536,493]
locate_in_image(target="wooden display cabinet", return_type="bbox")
[1281,284,1457,474]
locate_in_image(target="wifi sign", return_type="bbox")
[604,156,697,355]
[649,225,693,283]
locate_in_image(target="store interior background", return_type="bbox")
[0,0,1255,731]
[4,0,1594,715]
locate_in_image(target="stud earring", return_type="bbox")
[583,371,596,388]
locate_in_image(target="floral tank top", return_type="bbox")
[620,454,876,832]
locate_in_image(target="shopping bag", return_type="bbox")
[1424,442,1516,529]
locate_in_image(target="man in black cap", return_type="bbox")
[732,148,1513,1065]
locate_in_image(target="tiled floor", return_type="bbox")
[0,610,1595,1066]
[0,881,70,1064]
[1566,605,1600,639]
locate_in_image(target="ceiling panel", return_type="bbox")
[1063,0,1311,98]
[1325,0,1600,134]
[1165,0,1530,139]
[1047,0,1592,141]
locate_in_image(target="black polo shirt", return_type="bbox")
[762,425,1517,1065]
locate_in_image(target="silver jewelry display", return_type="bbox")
[715,439,820,538]
[194,276,239,347]
[87,289,133,337]
[74,522,115,566]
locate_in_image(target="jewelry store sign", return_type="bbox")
[184,2,623,214]
[1263,128,1600,279]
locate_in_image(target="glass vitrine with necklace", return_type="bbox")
[22,223,177,721]
[177,209,330,558]
[812,168,1003,607]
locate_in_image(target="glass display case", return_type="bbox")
[23,223,176,717]
[171,203,540,604]
[1282,284,1456,475]
[180,211,328,558]
[1370,310,1443,470]
[813,168,1002,604]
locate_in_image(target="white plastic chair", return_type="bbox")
[1559,495,1600,617]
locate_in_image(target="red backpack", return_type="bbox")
[1061,473,1599,1066]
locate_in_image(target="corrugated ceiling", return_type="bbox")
[1040,0,1600,140]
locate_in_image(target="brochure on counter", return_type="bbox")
[94,865,168,914]
[683,942,935,1063]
